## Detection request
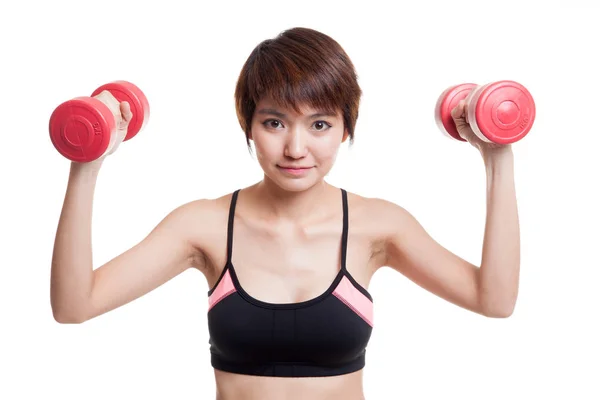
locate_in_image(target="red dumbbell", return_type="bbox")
[434,80,535,144]
[49,81,149,162]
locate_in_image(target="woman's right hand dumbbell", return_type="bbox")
[434,80,536,145]
[49,81,150,163]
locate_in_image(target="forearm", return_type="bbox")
[50,162,102,322]
[479,149,520,317]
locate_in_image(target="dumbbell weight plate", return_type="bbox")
[467,80,535,144]
[91,80,150,141]
[49,97,116,162]
[434,83,477,141]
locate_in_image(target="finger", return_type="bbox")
[451,100,465,120]
[120,101,133,124]
[94,91,123,122]
[451,101,470,132]
[448,101,472,142]
[458,128,471,142]
[117,101,132,134]
[96,90,118,107]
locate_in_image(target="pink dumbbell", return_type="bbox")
[434,80,535,144]
[49,81,150,162]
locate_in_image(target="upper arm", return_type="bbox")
[375,199,485,316]
[85,200,210,321]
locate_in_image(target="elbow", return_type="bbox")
[50,290,93,324]
[53,312,86,324]
[478,277,518,318]
[482,301,515,318]
[484,307,514,318]
[480,295,516,318]
[52,306,89,324]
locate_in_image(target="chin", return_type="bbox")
[278,179,318,192]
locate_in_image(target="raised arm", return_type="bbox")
[50,161,210,323]
[377,154,519,318]
[50,90,211,323]
[376,103,520,318]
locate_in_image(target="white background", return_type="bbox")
[1,0,599,399]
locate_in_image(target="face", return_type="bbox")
[249,97,348,192]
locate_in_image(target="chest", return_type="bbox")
[207,217,378,305]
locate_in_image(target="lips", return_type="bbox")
[277,165,313,176]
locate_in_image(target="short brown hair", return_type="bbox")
[234,27,362,149]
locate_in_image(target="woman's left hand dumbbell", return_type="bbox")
[49,81,150,163]
[434,80,535,145]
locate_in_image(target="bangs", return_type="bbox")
[235,27,362,148]
[245,43,344,116]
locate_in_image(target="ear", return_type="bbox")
[341,128,349,143]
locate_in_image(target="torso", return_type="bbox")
[212,368,366,400]
[191,185,386,400]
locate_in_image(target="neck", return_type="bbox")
[254,176,331,222]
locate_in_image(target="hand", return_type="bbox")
[92,90,133,159]
[451,100,512,159]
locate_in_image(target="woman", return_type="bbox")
[50,27,519,400]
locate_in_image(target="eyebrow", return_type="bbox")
[256,108,337,119]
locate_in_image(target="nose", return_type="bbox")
[284,126,308,159]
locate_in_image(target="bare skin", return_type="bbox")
[51,93,519,400]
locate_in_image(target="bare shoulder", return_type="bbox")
[174,193,232,231]
[173,192,236,272]
[76,192,237,322]
[343,191,416,266]
[344,190,412,236]
[345,191,487,316]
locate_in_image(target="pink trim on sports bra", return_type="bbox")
[208,269,236,311]
[333,275,374,327]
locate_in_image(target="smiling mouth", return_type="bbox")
[277,165,312,169]
[276,165,314,175]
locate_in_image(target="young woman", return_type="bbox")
[50,27,520,400]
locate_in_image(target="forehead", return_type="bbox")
[254,96,340,118]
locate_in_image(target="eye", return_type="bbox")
[262,119,284,129]
[313,121,332,131]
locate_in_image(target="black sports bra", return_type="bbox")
[206,188,374,377]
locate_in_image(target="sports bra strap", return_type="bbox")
[226,188,348,269]
[226,189,241,263]
[341,188,349,271]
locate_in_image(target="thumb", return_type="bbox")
[120,101,133,124]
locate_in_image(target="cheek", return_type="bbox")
[313,136,342,161]
[253,135,277,162]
